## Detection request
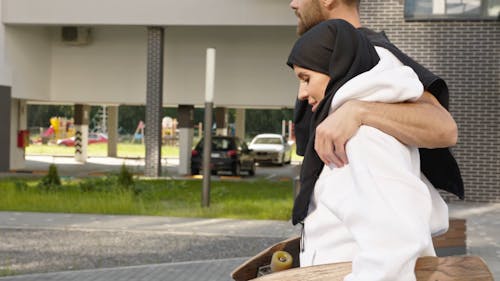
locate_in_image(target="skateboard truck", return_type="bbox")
[257,250,293,277]
[257,265,273,277]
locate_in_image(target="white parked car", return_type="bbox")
[249,134,292,165]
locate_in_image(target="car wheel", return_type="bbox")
[232,162,241,176]
[249,161,256,176]
[279,154,285,166]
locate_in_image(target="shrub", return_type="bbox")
[78,176,116,193]
[14,180,29,192]
[117,164,134,189]
[38,164,61,191]
[78,165,134,193]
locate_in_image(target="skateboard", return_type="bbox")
[231,236,494,281]
[232,236,300,281]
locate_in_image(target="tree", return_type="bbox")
[28,105,73,127]
[245,108,293,139]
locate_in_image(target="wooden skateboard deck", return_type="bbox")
[250,256,493,281]
[231,236,493,281]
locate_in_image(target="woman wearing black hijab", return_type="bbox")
[287,19,449,281]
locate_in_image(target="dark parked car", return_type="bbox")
[191,136,256,176]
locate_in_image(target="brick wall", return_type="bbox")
[360,0,500,202]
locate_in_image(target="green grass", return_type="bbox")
[0,178,294,220]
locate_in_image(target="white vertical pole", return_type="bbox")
[205,48,215,103]
[202,48,216,208]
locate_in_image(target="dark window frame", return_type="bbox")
[404,0,499,20]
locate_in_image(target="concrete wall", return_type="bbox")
[0,1,11,86]
[13,25,297,108]
[50,26,147,104]
[361,0,500,202]
[164,26,297,107]
[5,25,51,100]
[2,0,296,26]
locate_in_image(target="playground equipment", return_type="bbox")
[131,120,145,144]
[162,116,178,145]
[37,117,75,144]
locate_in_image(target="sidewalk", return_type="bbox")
[5,155,179,178]
[0,212,299,281]
[448,202,500,278]
[4,155,300,180]
[0,212,299,238]
[0,258,248,281]
[0,202,499,281]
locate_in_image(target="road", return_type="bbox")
[0,212,300,277]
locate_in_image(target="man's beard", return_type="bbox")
[296,0,327,35]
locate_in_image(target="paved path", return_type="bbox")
[3,155,301,182]
[449,202,500,278]
[0,212,299,281]
[6,155,179,178]
[0,202,499,281]
[0,258,248,281]
[0,212,299,238]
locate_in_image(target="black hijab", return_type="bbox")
[287,19,380,225]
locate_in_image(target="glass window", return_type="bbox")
[254,137,283,145]
[405,0,499,19]
[487,0,500,16]
[212,138,235,150]
[196,137,236,151]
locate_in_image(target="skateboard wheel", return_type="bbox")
[270,250,293,272]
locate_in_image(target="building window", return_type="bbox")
[405,0,500,20]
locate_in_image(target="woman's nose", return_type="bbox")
[298,85,308,101]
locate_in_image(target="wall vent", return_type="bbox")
[61,26,91,46]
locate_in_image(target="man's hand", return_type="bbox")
[314,92,458,166]
[315,100,363,167]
